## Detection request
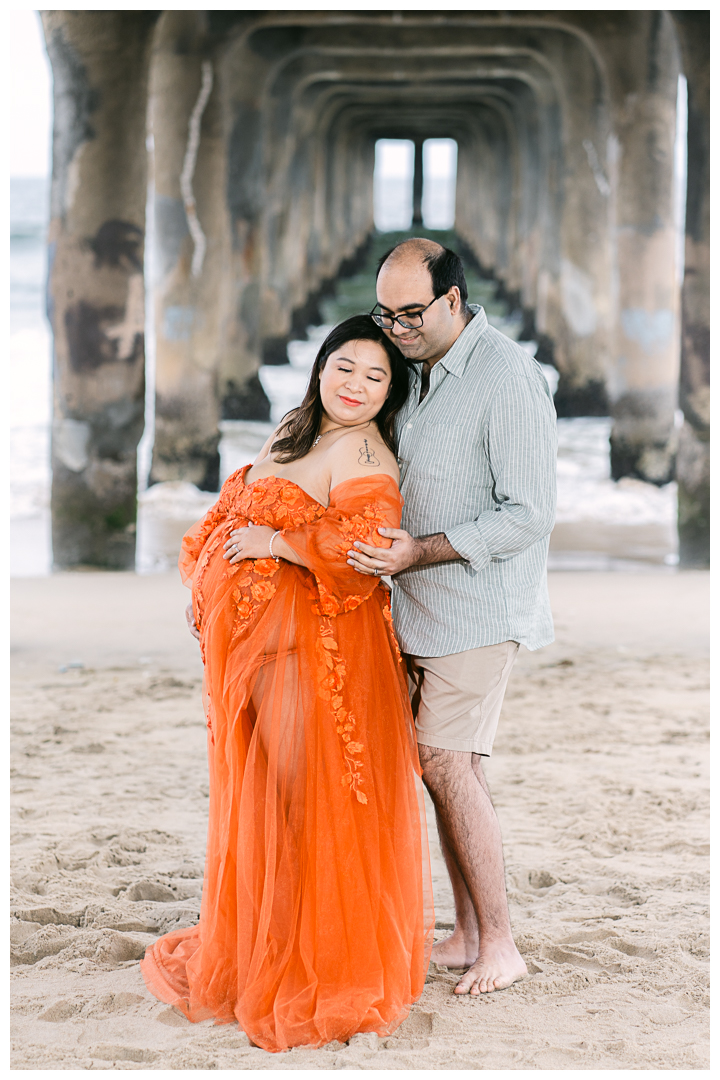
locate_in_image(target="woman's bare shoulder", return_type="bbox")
[328,425,399,486]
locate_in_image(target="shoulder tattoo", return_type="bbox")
[358,438,380,467]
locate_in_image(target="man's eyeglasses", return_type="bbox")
[370,294,441,330]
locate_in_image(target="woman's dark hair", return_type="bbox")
[271,315,410,463]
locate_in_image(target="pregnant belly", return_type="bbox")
[197,537,298,655]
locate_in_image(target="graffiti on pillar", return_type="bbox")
[106,275,145,360]
[65,224,146,371]
[65,274,145,371]
[88,220,143,271]
[65,302,124,371]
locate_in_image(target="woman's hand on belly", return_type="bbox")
[223,523,276,563]
[224,524,308,568]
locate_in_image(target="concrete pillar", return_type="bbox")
[671,12,709,567]
[455,106,514,279]
[42,11,157,569]
[218,41,273,418]
[328,116,375,269]
[542,46,613,417]
[258,104,319,361]
[456,30,612,416]
[147,13,227,491]
[290,107,375,330]
[606,13,682,485]
[243,76,377,366]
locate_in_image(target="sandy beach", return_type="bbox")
[10,569,709,1070]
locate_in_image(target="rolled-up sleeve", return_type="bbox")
[444,374,557,571]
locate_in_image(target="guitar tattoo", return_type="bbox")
[358,439,380,467]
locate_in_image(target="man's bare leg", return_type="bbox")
[432,815,479,967]
[430,753,497,967]
[420,744,527,994]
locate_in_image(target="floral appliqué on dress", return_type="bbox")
[315,618,367,803]
[188,471,399,804]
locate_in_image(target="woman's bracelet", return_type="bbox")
[268,530,281,562]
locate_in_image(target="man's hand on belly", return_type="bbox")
[348,529,461,576]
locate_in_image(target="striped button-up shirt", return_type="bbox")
[392,304,557,657]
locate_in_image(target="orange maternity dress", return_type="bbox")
[140,466,434,1052]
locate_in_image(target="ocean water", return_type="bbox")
[10,177,677,576]
[10,179,53,575]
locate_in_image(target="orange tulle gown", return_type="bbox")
[140,466,434,1051]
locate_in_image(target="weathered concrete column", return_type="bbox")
[606,13,681,484]
[217,34,281,406]
[544,43,613,417]
[217,53,272,416]
[148,13,227,490]
[455,105,514,279]
[323,112,375,276]
[672,12,709,567]
[336,117,376,262]
[42,11,157,568]
[249,78,377,364]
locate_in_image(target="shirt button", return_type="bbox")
[406,423,413,430]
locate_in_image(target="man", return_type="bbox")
[348,238,557,995]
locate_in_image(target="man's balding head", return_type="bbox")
[376,239,468,309]
[378,237,444,271]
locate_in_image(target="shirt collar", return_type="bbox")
[439,305,488,377]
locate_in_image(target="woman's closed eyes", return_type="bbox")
[337,365,382,382]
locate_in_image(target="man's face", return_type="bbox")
[375,259,459,364]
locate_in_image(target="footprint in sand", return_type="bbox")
[561,927,658,958]
[541,944,623,973]
[511,868,559,893]
[123,880,177,902]
[38,999,81,1022]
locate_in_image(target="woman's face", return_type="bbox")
[319,339,392,429]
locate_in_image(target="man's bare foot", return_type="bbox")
[431,929,479,969]
[453,938,527,995]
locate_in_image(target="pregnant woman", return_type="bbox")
[141,315,434,1052]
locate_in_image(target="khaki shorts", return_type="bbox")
[406,641,519,757]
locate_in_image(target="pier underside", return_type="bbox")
[40,10,709,568]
